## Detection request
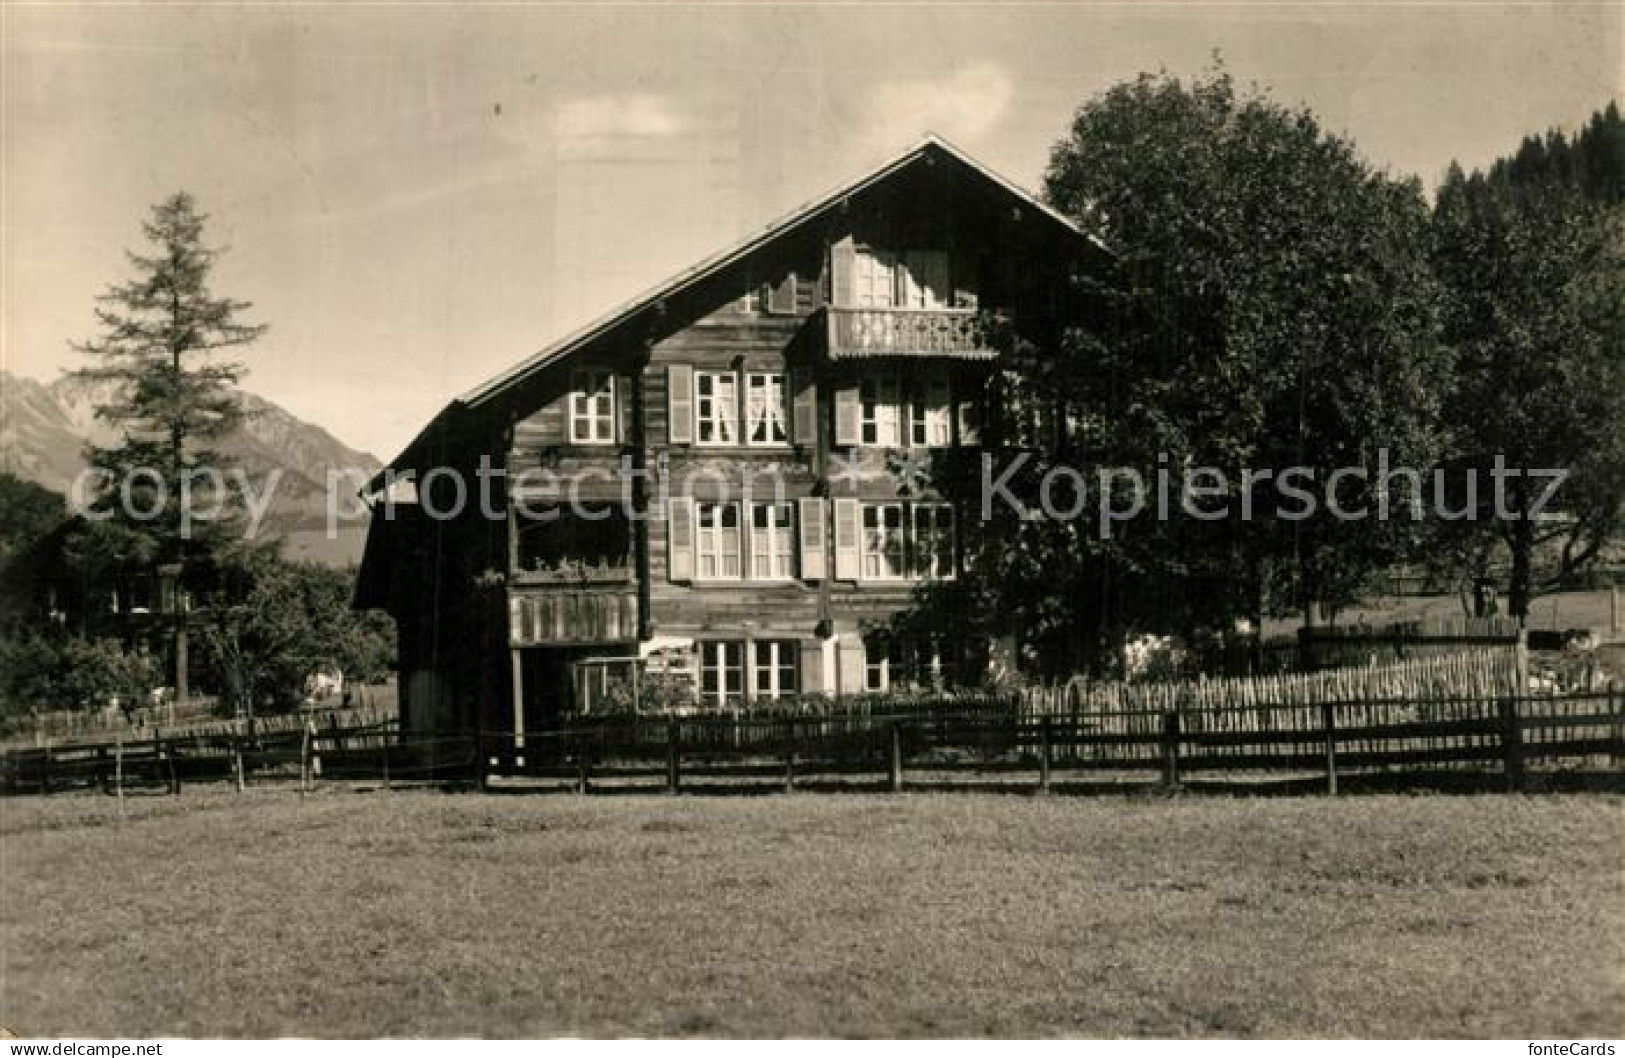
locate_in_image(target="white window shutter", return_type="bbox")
[615,372,633,445]
[798,640,823,695]
[832,498,860,580]
[834,386,860,447]
[830,237,855,308]
[768,272,797,315]
[668,496,695,582]
[668,364,693,445]
[792,373,818,447]
[798,496,826,580]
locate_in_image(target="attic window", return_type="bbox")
[570,369,616,444]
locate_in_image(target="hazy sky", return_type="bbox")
[4,3,1620,461]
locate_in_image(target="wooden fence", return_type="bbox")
[5,687,1620,799]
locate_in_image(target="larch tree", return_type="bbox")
[69,192,266,699]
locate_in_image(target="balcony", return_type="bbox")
[510,557,633,587]
[821,306,997,361]
[510,588,638,646]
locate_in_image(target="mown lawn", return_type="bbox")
[1,788,1621,1038]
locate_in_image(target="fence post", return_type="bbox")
[783,719,796,794]
[1038,715,1053,795]
[1321,700,1338,797]
[889,722,904,793]
[1500,697,1525,793]
[232,727,246,793]
[166,739,181,796]
[1160,710,1181,790]
[114,732,125,817]
[300,721,312,795]
[475,729,488,792]
[1611,680,1622,769]
[666,720,681,794]
[40,747,51,796]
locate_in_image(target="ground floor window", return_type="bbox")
[753,640,799,700]
[699,639,800,707]
[863,634,975,692]
[699,641,745,708]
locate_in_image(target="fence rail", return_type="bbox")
[4,689,1621,799]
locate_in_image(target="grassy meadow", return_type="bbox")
[1,788,1621,1038]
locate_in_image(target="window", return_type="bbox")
[853,247,898,308]
[695,371,739,445]
[861,503,907,580]
[753,640,799,700]
[699,639,798,707]
[911,504,956,580]
[695,503,742,579]
[700,641,745,709]
[749,502,795,580]
[909,374,952,447]
[516,509,631,579]
[570,370,616,444]
[865,634,962,692]
[860,376,903,447]
[744,372,788,446]
[864,634,892,692]
[899,251,950,309]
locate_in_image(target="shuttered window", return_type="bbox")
[861,503,907,580]
[744,372,788,446]
[695,371,739,445]
[749,502,795,580]
[696,502,743,580]
[909,373,952,447]
[860,376,903,447]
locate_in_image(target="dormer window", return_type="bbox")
[569,369,617,444]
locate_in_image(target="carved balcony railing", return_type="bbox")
[510,588,638,646]
[822,306,997,360]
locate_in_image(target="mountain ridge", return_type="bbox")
[0,371,381,566]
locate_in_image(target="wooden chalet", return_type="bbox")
[354,136,1111,739]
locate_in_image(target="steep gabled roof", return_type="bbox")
[377,134,1109,481]
[460,134,1107,409]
